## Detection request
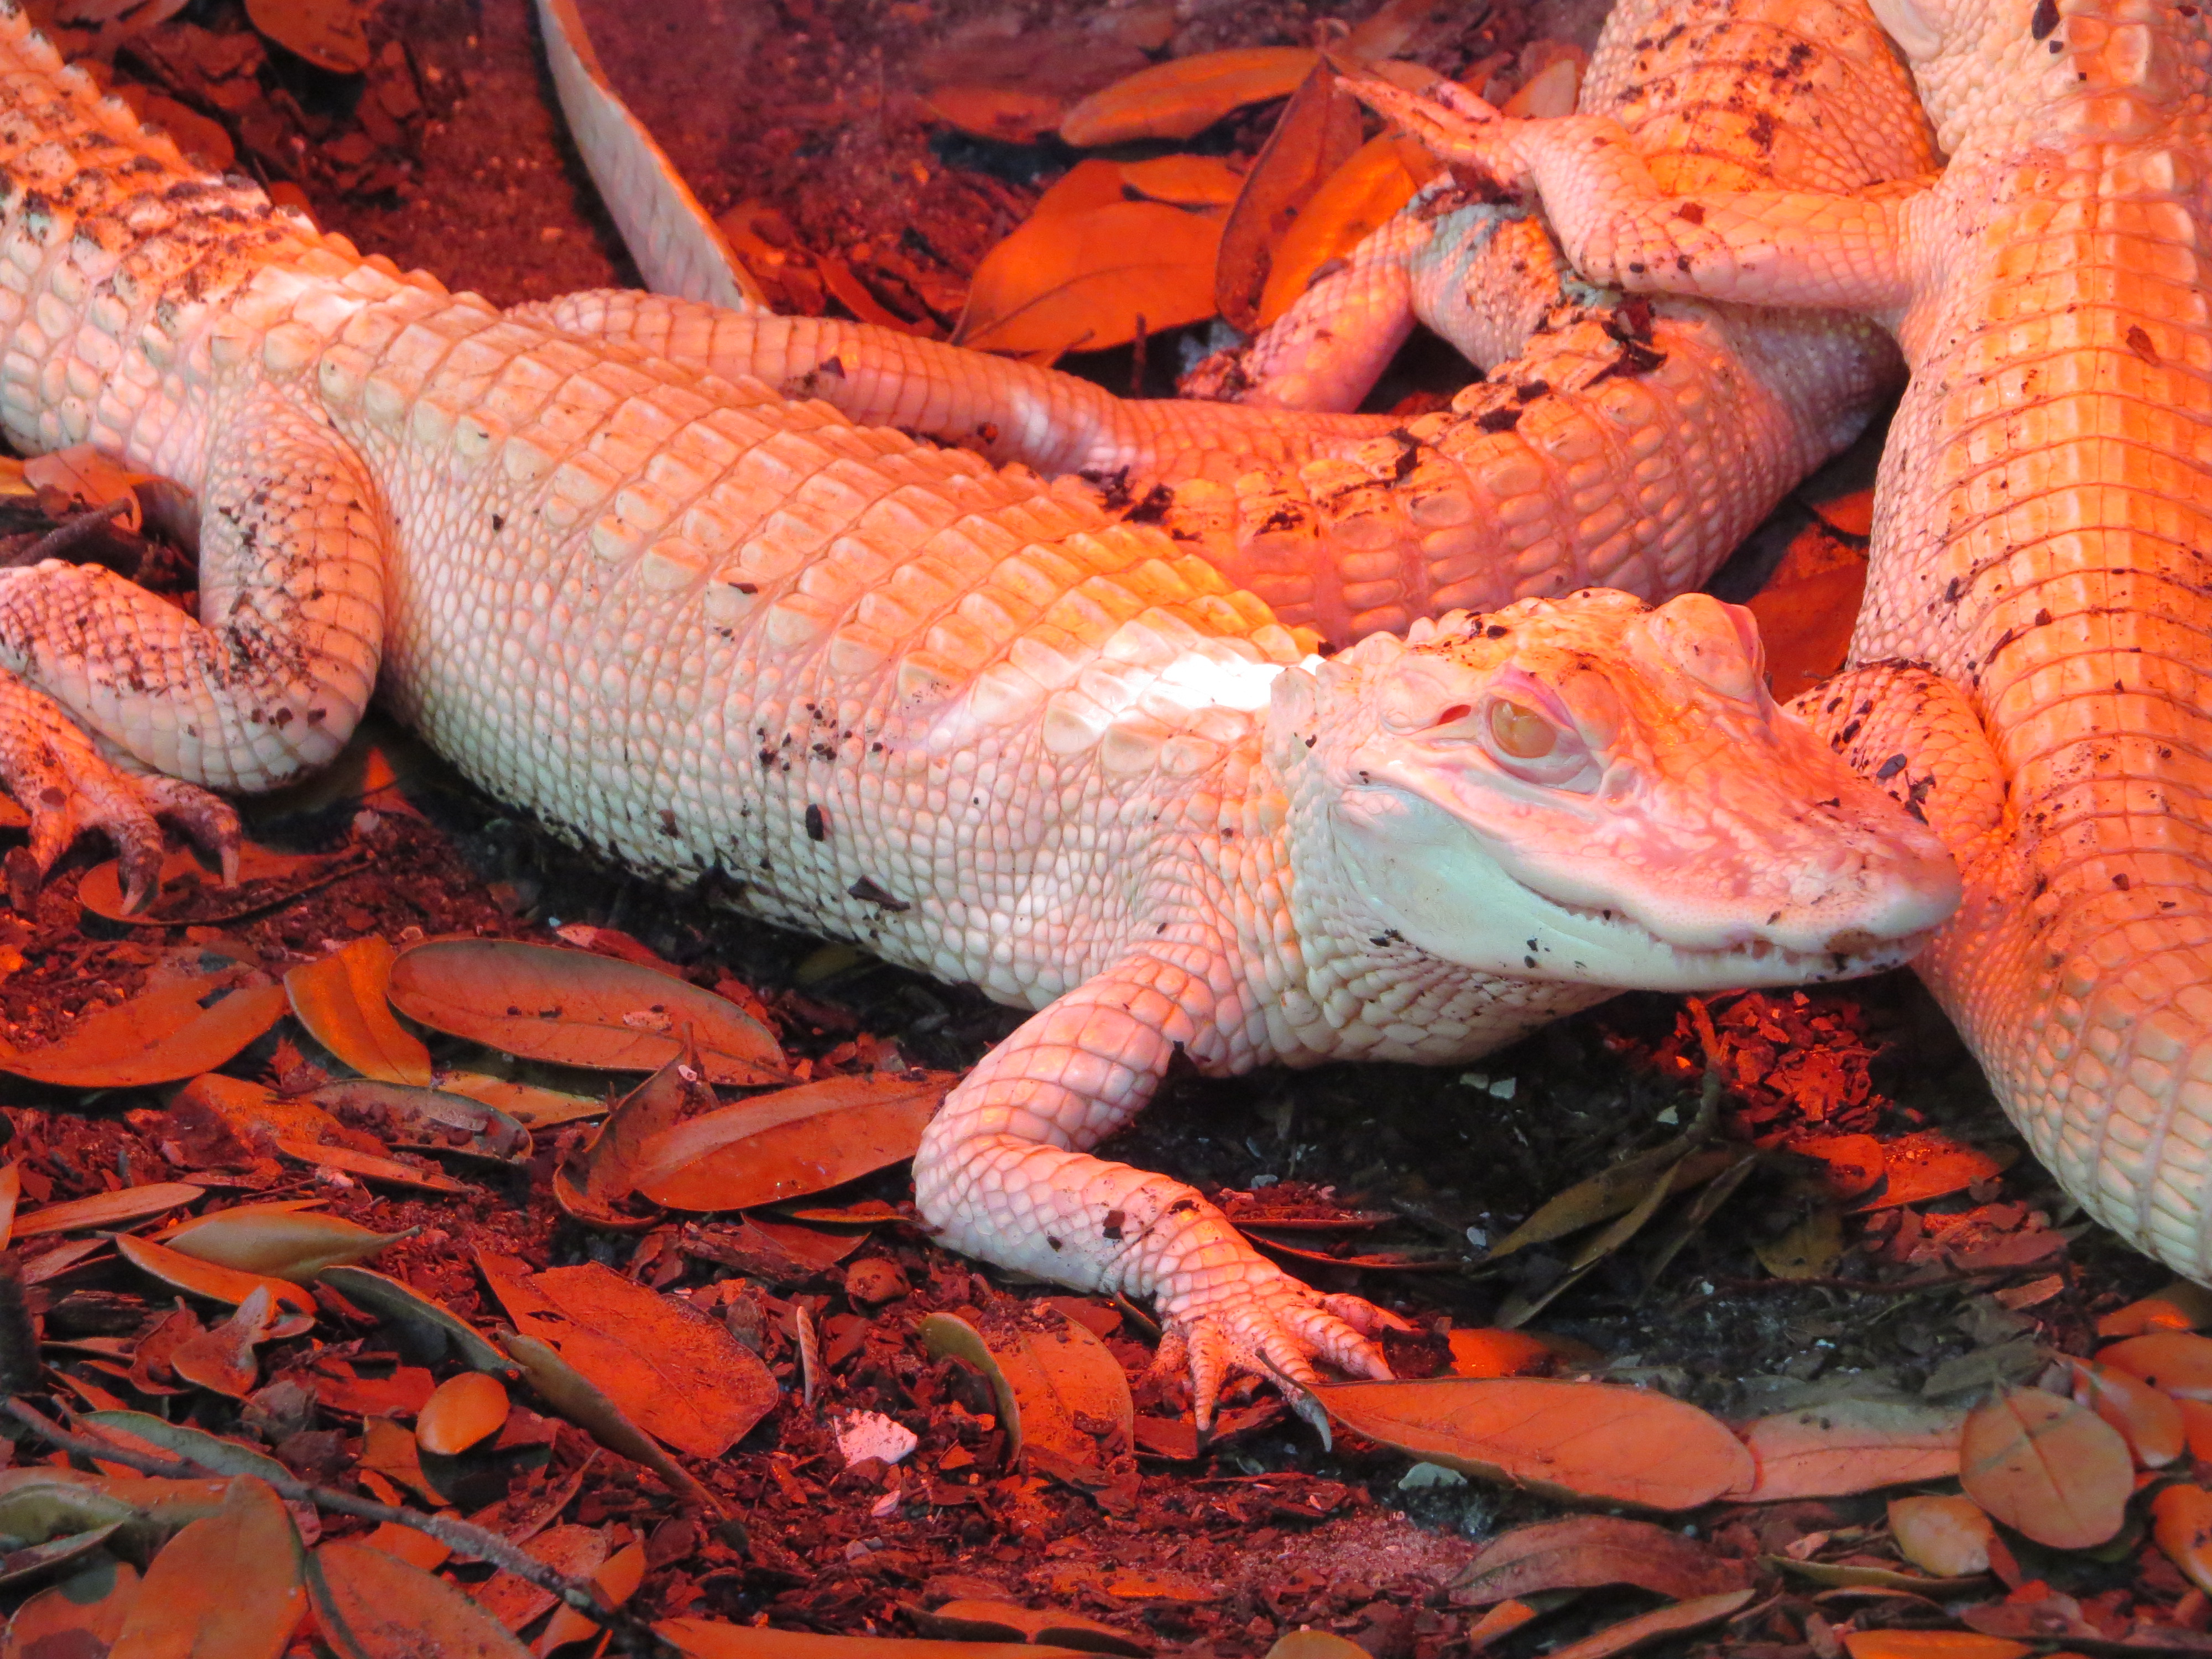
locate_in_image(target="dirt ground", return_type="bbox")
[0,0,2183,1653]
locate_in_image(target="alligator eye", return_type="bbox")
[1489,699,1557,759]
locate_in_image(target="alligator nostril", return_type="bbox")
[1825,928,1880,956]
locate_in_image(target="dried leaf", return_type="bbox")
[1486,1126,1720,1260]
[1498,54,1580,117]
[1736,1398,1963,1499]
[285,937,432,1086]
[79,843,367,926]
[1026,159,1133,222]
[244,0,378,74]
[441,1072,607,1130]
[309,1357,436,1418]
[307,1081,531,1162]
[1540,1589,1755,1659]
[1314,1378,1753,1510]
[1258,132,1428,327]
[164,1202,413,1282]
[113,1235,314,1316]
[1958,1384,2132,1550]
[2099,1282,2212,1338]
[497,1331,722,1514]
[13,1182,203,1239]
[387,938,787,1085]
[315,1266,515,1375]
[0,977,283,1088]
[168,1285,275,1397]
[1752,1203,1845,1280]
[23,447,152,523]
[478,1255,777,1457]
[271,1138,467,1193]
[416,1371,511,1457]
[1446,1328,1553,1379]
[2153,1483,2212,1596]
[2070,1356,2185,1467]
[658,1619,1086,1659]
[1215,58,1362,331]
[168,1073,383,1157]
[2099,1331,2212,1399]
[1451,1515,1751,1606]
[107,1476,303,1659]
[1118,154,1244,208]
[909,1601,1150,1656]
[1846,1131,2005,1212]
[4,1558,141,1656]
[0,1162,17,1252]
[80,1413,293,1488]
[469,1523,606,1632]
[1060,46,1316,145]
[1838,1635,2028,1659]
[922,85,1064,142]
[554,1047,709,1227]
[0,1524,126,1592]
[307,1540,530,1658]
[358,1417,444,1507]
[632,1071,953,1211]
[920,1309,1134,1478]
[533,1538,645,1653]
[955,200,1223,359]
[1887,1494,1995,1578]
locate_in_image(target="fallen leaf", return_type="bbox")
[1540,1588,1755,1659]
[315,1267,515,1375]
[0,976,283,1088]
[533,1538,646,1653]
[308,1357,436,1419]
[356,1518,449,1572]
[2153,1483,2212,1596]
[285,937,432,1086]
[12,1181,202,1239]
[0,1163,17,1250]
[469,1522,606,1632]
[920,1308,1134,1480]
[632,1071,953,1211]
[271,1137,467,1193]
[1118,154,1244,208]
[1752,1203,1845,1280]
[307,1539,531,1658]
[2099,1330,2212,1399]
[0,1524,127,1592]
[1887,1494,1996,1578]
[113,1235,314,1315]
[1265,1636,1370,1659]
[416,1371,511,1457]
[4,1557,140,1655]
[2099,1282,2212,1338]
[1451,1515,1751,1606]
[244,0,378,74]
[1499,53,1580,117]
[1735,1398,1963,1499]
[78,842,367,926]
[497,1331,721,1514]
[955,200,1224,359]
[1839,1635,2029,1659]
[168,1285,275,1397]
[106,1476,303,1658]
[922,85,1064,142]
[1314,1378,1752,1510]
[1847,1131,2005,1212]
[167,1073,383,1158]
[478,1255,776,1457]
[1958,1384,2132,1550]
[1257,132,1429,327]
[1026,158,1138,222]
[2070,1356,2185,1467]
[164,1203,414,1282]
[1215,58,1362,331]
[387,938,787,1085]
[553,1046,709,1227]
[1789,1133,1888,1201]
[358,1417,444,1507]
[909,1600,1150,1656]
[1446,1328,1553,1379]
[307,1080,531,1162]
[80,1414,293,1488]
[23,447,152,524]
[1060,46,1317,145]
[440,1072,607,1129]
[658,1620,1086,1659]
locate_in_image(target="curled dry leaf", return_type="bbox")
[2099,1330,2212,1399]
[472,1524,605,1631]
[167,1284,276,1397]
[272,1136,467,1193]
[2099,1281,2212,1338]
[2069,1356,2185,1467]
[308,1080,531,1162]
[284,937,432,1086]
[1735,1397,1963,1499]
[920,1308,1134,1479]
[2152,1483,2212,1596]
[909,1600,1151,1656]
[307,1540,530,1659]
[0,1524,126,1593]
[553,1046,709,1228]
[13,1181,202,1240]
[1060,46,1318,145]
[954,200,1224,359]
[315,1266,515,1375]
[6,1558,140,1654]
[1541,1588,1755,1659]
[0,974,284,1088]
[497,1330,722,1514]
[1446,1328,1554,1379]
[79,842,367,926]
[922,85,1065,142]
[478,1254,777,1458]
[81,1413,293,1488]
[440,1071,607,1130]
[164,1203,414,1282]
[387,938,787,1085]
[107,1476,304,1659]
[169,1073,384,1157]
[1451,1515,1751,1606]
[1314,1378,1752,1511]
[113,1234,314,1316]
[415,1371,512,1457]
[1215,58,1363,332]
[656,1619,1088,1659]
[1845,1130,2005,1212]
[1958,1384,2132,1550]
[1839,1635,2030,1659]
[1258,132,1430,327]
[631,1071,954,1211]
[244,0,378,74]
[1118,154,1244,208]
[1887,1494,1996,1578]
[533,1538,646,1653]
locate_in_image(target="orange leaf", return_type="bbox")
[2098,1282,2212,1338]
[272,1138,466,1194]
[1845,1131,2004,1212]
[2099,1331,2212,1400]
[416,1371,511,1457]
[955,199,1224,359]
[534,1538,647,1652]
[1214,58,1363,332]
[1736,1399,1963,1499]
[244,0,375,74]
[1541,1588,1754,1659]
[1258,133,1428,327]
[1958,1385,2132,1550]
[1447,1328,1554,1379]
[1887,1494,1995,1578]
[1313,1378,1752,1510]
[1452,1515,1749,1606]
[7,1559,140,1652]
[2180,1397,2212,1460]
[1840,1635,2028,1659]
[1060,47,1317,146]
[79,843,367,926]
[15,1181,204,1239]
[109,1476,305,1658]
[285,937,432,1086]
[113,1234,315,1316]
[0,977,284,1088]
[922,85,1065,143]
[1119,154,1244,208]
[919,1308,1134,1478]
[307,1540,532,1658]
[2153,1483,2212,1596]
[2069,1357,2185,1467]
[658,1620,1086,1659]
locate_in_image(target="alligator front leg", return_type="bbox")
[912,949,1404,1424]
[0,390,384,905]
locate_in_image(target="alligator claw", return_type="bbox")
[1343,70,1530,192]
[1154,1269,1408,1431]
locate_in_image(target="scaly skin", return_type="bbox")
[530,0,1935,646]
[0,4,1961,1412]
[1413,0,2212,1284]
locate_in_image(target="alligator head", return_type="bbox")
[1269,589,1961,988]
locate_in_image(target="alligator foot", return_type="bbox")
[0,667,240,912]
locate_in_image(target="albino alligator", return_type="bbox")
[0,5,1958,1413]
[1364,0,2212,1282]
[531,0,1936,646]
